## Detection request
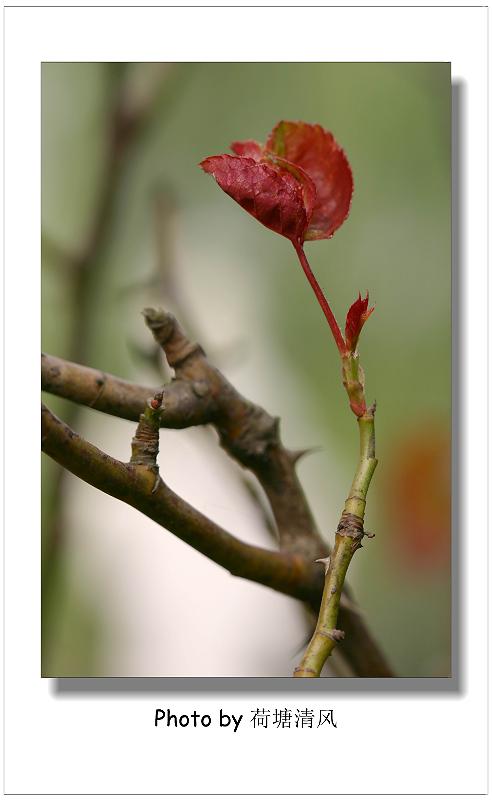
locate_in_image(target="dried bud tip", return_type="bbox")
[150,391,164,410]
[143,307,174,332]
[142,307,165,324]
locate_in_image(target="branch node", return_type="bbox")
[337,511,363,536]
[337,511,375,551]
[324,628,345,642]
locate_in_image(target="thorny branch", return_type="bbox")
[143,308,325,560]
[41,404,324,608]
[41,310,394,678]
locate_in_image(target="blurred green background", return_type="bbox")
[42,63,451,677]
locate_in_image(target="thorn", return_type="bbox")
[151,472,161,494]
[315,556,331,574]
[290,446,321,466]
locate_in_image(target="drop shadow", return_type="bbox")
[450,78,464,699]
[53,674,458,697]
[53,78,463,699]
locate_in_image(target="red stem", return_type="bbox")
[293,241,346,355]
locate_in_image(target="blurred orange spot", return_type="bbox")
[385,423,451,571]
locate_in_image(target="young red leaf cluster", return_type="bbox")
[201,122,374,368]
[200,121,353,246]
[344,292,375,354]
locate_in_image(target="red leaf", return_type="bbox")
[230,140,263,161]
[263,152,317,223]
[200,154,309,243]
[266,121,353,240]
[201,121,353,246]
[344,292,374,352]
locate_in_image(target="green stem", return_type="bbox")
[344,413,378,518]
[294,408,377,678]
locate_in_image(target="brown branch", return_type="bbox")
[41,402,393,677]
[41,404,323,608]
[143,308,327,561]
[42,336,325,561]
[42,304,395,678]
[41,352,215,428]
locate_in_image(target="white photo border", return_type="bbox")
[3,4,489,795]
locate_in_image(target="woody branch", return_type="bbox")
[41,404,321,606]
[41,309,392,678]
